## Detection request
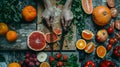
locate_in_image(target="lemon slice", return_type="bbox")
[37,52,47,62]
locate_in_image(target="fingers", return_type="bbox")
[61,16,66,30]
[67,20,72,26]
[45,18,51,27]
[61,16,72,30]
[50,16,54,24]
[64,20,68,30]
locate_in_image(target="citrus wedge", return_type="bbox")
[82,30,94,40]
[40,62,50,67]
[96,46,106,58]
[84,42,95,53]
[76,39,87,50]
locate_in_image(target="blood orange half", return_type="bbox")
[27,31,46,51]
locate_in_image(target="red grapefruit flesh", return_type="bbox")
[82,0,93,14]
[27,31,46,51]
[45,32,58,43]
[53,28,62,35]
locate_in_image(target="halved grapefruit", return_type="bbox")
[27,31,46,51]
[45,32,58,43]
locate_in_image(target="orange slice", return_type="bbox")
[76,39,87,50]
[96,46,106,58]
[40,62,50,67]
[84,42,95,53]
[8,62,21,67]
[82,30,94,40]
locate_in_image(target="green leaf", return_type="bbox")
[73,19,78,24]
[75,8,80,12]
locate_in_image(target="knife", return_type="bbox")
[42,18,53,56]
[59,26,69,53]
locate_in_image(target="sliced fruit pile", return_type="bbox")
[49,53,78,67]
[79,0,120,61]
[27,28,63,51]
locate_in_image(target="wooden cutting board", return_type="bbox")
[37,0,76,50]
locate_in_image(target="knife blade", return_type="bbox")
[59,27,69,53]
[42,18,54,55]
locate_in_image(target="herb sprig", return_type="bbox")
[0,0,22,24]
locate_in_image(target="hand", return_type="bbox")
[42,7,54,27]
[61,8,73,30]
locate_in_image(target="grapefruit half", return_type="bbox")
[27,31,46,51]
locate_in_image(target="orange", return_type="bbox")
[92,6,111,26]
[76,39,87,50]
[8,62,21,67]
[84,42,95,53]
[82,30,94,40]
[40,62,50,67]
[0,23,8,35]
[22,5,37,22]
[96,46,106,58]
[6,30,18,42]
